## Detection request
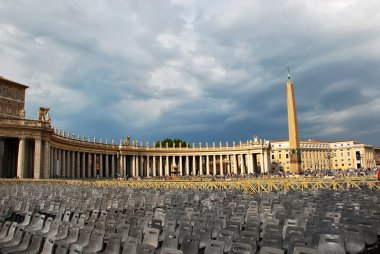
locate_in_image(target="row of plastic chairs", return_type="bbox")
[0,183,379,253]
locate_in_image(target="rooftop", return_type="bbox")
[0,76,29,89]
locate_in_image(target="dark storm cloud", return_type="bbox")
[0,0,379,146]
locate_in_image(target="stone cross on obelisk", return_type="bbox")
[286,68,301,174]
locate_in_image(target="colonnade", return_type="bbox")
[11,138,271,179]
[49,147,117,178]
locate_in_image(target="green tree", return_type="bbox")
[155,138,190,148]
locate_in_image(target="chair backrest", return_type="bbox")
[0,221,11,239]
[259,246,284,254]
[180,234,200,254]
[122,236,139,254]
[83,229,105,253]
[40,236,55,254]
[204,239,225,254]
[292,246,318,254]
[317,234,345,254]
[161,247,183,254]
[143,227,160,248]
[103,233,122,254]
[69,243,83,254]
[229,242,252,254]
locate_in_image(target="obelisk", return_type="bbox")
[286,69,301,174]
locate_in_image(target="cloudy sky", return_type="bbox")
[1,0,379,146]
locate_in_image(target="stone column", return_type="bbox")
[253,154,258,173]
[81,152,86,177]
[33,138,42,179]
[192,155,196,176]
[206,155,210,175]
[240,154,244,174]
[87,153,92,177]
[99,154,103,177]
[159,156,163,177]
[213,155,216,175]
[260,151,264,173]
[263,150,270,173]
[233,154,237,175]
[62,150,66,177]
[70,151,74,177]
[42,141,50,179]
[219,155,223,176]
[140,155,144,177]
[199,155,203,176]
[93,154,97,177]
[76,152,80,178]
[111,155,115,177]
[153,156,156,177]
[185,155,189,175]
[132,155,135,177]
[66,150,71,177]
[105,155,109,178]
[227,155,230,174]
[50,147,54,178]
[179,156,183,176]
[147,156,150,177]
[165,155,169,176]
[123,156,127,177]
[136,156,140,177]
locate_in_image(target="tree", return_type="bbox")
[155,138,190,148]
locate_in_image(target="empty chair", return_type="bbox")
[343,225,365,254]
[143,227,159,248]
[82,229,105,253]
[162,231,179,250]
[16,233,43,254]
[40,237,55,254]
[292,246,318,254]
[55,221,70,241]
[196,226,212,249]
[137,243,156,254]
[101,233,121,254]
[204,239,225,254]
[56,227,80,247]
[56,244,70,254]
[216,229,234,253]
[73,227,92,249]
[258,246,284,254]
[122,236,139,254]
[130,225,144,243]
[44,220,61,238]
[0,227,25,248]
[69,243,84,254]
[0,222,16,243]
[0,221,11,240]
[178,223,192,245]
[317,234,345,254]
[1,231,33,254]
[180,235,200,254]
[160,247,183,254]
[35,217,53,236]
[25,214,46,233]
[229,242,252,254]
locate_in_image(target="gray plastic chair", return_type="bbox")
[74,227,92,249]
[0,221,11,239]
[203,239,225,254]
[122,236,139,254]
[143,227,159,248]
[137,242,156,254]
[317,234,345,254]
[0,227,24,248]
[69,243,84,254]
[180,235,200,254]
[160,247,183,254]
[100,233,121,254]
[82,229,105,253]
[1,231,32,254]
[230,242,252,254]
[0,222,17,243]
[258,246,284,254]
[40,237,55,254]
[16,233,43,254]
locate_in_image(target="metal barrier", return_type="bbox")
[0,177,379,194]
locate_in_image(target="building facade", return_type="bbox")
[0,76,28,119]
[271,140,376,172]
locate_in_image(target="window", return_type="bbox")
[279,154,282,159]
[7,89,12,97]
[286,154,289,159]
[18,92,22,100]
[271,155,274,160]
